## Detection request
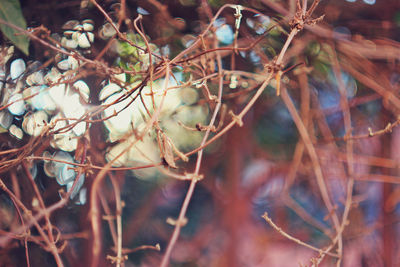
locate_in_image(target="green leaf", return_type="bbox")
[0,0,29,55]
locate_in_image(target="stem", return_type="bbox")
[160,34,225,267]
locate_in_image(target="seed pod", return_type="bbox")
[10,59,25,80]
[7,93,26,115]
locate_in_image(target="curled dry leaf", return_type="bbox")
[159,131,188,169]
[161,132,177,168]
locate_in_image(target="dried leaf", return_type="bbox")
[161,133,177,168]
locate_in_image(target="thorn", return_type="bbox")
[184,172,204,181]
[229,110,243,127]
[275,71,282,96]
[166,217,188,227]
[368,127,374,137]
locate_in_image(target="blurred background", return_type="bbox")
[0,0,400,266]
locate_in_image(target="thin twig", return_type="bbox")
[160,25,226,267]
[262,212,339,258]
